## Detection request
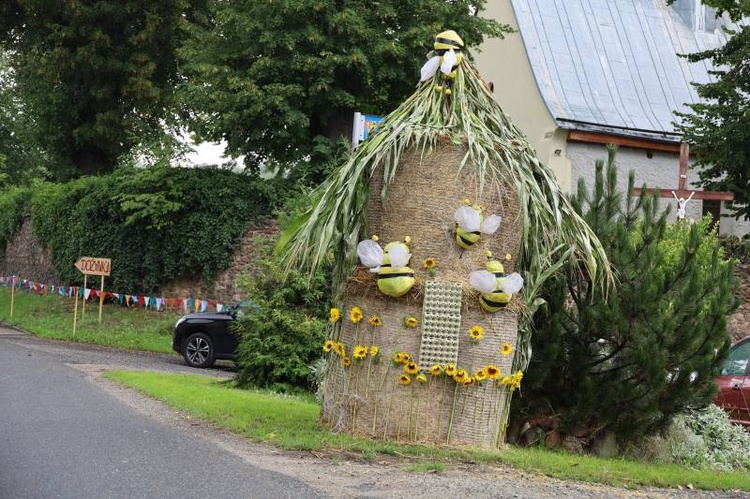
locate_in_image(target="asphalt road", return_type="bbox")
[0,328,319,499]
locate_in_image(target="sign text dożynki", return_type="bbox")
[74,257,111,277]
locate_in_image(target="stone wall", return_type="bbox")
[0,217,58,284]
[729,263,750,343]
[0,218,277,306]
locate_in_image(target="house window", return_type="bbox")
[702,199,721,232]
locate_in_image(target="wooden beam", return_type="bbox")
[567,130,681,153]
[632,188,735,201]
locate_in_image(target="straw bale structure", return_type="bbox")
[320,140,523,448]
[282,31,609,450]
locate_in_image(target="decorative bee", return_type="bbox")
[357,237,415,298]
[420,30,464,94]
[454,204,502,250]
[469,254,524,312]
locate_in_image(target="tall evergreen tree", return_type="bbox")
[513,147,738,447]
[0,0,197,179]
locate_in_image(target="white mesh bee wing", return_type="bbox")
[480,214,502,234]
[387,244,412,268]
[469,270,497,293]
[357,239,383,272]
[440,49,457,75]
[420,56,441,82]
[500,273,524,294]
[454,206,481,232]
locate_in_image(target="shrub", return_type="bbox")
[234,236,330,393]
[626,405,750,470]
[513,147,738,448]
[19,165,287,293]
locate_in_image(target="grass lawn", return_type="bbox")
[0,287,176,353]
[106,370,750,493]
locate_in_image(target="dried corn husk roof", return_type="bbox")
[280,54,610,301]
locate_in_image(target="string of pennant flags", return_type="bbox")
[0,275,230,314]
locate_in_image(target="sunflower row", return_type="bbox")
[330,306,420,329]
[391,351,523,391]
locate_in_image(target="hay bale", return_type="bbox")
[320,141,521,449]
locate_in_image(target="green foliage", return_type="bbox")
[0,51,48,186]
[234,236,330,392]
[0,0,197,178]
[514,147,739,447]
[0,166,285,293]
[0,185,31,250]
[178,0,512,184]
[626,404,750,470]
[670,0,750,219]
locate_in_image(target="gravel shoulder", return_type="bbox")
[2,327,746,499]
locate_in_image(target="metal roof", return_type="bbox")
[511,0,732,142]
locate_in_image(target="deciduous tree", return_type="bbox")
[178,0,511,183]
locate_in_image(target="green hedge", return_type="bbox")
[0,165,287,293]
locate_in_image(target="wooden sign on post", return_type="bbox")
[73,257,112,334]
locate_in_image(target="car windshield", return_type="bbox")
[721,340,750,376]
[232,300,258,317]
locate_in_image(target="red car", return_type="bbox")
[714,336,750,428]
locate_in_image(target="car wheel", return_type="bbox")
[183,332,216,368]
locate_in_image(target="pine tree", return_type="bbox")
[513,146,739,447]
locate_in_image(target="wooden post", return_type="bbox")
[73,286,79,336]
[10,275,15,320]
[98,275,105,324]
[81,274,88,320]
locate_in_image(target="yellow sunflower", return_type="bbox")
[404,361,419,375]
[404,316,419,328]
[349,306,364,323]
[416,374,427,384]
[342,357,352,367]
[469,325,484,341]
[392,352,404,364]
[333,342,346,357]
[499,376,512,386]
[401,352,412,363]
[500,343,513,356]
[445,363,457,376]
[423,258,437,270]
[353,345,368,360]
[475,368,488,381]
[370,345,380,357]
[429,364,443,376]
[369,315,383,327]
[453,368,468,384]
[463,377,476,386]
[399,374,412,386]
[485,365,501,379]
[323,340,335,353]
[329,308,341,322]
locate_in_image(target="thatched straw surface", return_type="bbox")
[320,293,518,449]
[320,141,521,449]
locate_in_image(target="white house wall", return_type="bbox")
[568,142,750,234]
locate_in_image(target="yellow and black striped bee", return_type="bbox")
[454,204,502,250]
[420,30,464,94]
[357,237,415,298]
[469,255,524,312]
